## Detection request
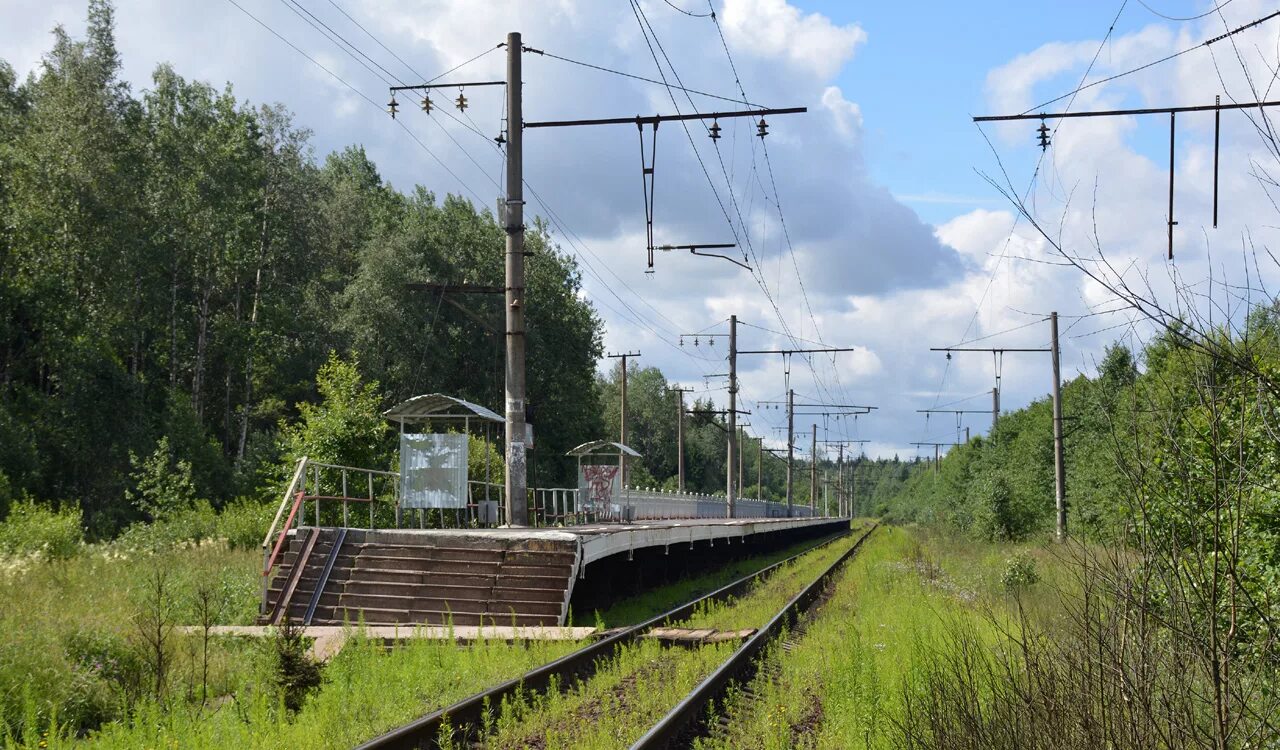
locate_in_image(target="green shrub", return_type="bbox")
[127,436,198,521]
[215,497,273,550]
[1001,552,1041,591]
[274,619,323,713]
[0,500,82,560]
[114,501,217,552]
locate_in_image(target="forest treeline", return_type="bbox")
[0,2,917,536]
[0,2,612,535]
[880,310,1280,747]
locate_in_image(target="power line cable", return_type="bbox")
[324,0,431,80]
[1136,0,1236,22]
[705,2,852,409]
[943,0,1131,417]
[533,49,759,106]
[662,0,714,18]
[1021,8,1280,115]
[276,0,398,86]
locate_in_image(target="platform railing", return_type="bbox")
[575,487,817,522]
[260,457,399,615]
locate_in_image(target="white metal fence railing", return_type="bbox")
[576,487,816,523]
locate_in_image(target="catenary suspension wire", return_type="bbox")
[1021,9,1280,115]
[533,49,760,107]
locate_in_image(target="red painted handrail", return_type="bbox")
[263,490,305,577]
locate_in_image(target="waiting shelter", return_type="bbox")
[383,393,505,526]
[567,440,641,523]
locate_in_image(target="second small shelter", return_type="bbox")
[567,440,641,522]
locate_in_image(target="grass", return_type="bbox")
[477,637,736,749]
[0,540,585,749]
[681,527,869,631]
[2,520,889,749]
[692,525,1064,750]
[475,526,873,749]
[586,526,860,628]
[0,541,262,743]
[76,632,583,750]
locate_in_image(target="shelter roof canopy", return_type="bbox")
[567,440,641,458]
[383,393,503,424]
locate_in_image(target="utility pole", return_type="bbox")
[916,407,988,445]
[686,317,866,516]
[930,314,1068,541]
[671,385,693,492]
[756,436,763,501]
[785,389,795,516]
[911,443,956,476]
[809,424,817,513]
[607,351,640,485]
[1050,311,1066,542]
[737,426,745,499]
[727,315,738,516]
[836,444,844,517]
[816,439,870,516]
[992,387,1000,429]
[850,457,857,517]
[504,33,527,527]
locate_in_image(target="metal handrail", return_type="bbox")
[262,456,309,550]
[305,459,398,477]
[263,491,306,578]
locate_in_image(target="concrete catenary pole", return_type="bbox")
[1051,311,1067,542]
[756,437,763,501]
[503,33,528,527]
[809,424,817,514]
[727,315,738,517]
[785,388,795,517]
[992,386,1000,429]
[606,352,639,486]
[674,387,689,492]
[621,358,628,484]
[737,427,744,500]
[836,443,844,517]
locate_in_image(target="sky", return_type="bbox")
[5,0,1280,462]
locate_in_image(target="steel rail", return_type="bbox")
[353,523,856,750]
[630,523,878,749]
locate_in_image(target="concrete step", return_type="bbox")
[310,606,560,627]
[351,544,508,562]
[268,531,579,628]
[500,563,574,578]
[333,567,496,587]
[331,578,567,605]
[355,555,502,575]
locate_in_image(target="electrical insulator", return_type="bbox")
[495,131,507,146]
[420,94,433,113]
[456,89,468,111]
[387,96,399,119]
[694,337,700,347]
[1036,121,1051,151]
[756,118,768,138]
[709,120,722,141]
[708,337,715,347]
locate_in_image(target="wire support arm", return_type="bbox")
[974,99,1280,123]
[930,347,1051,353]
[390,80,506,92]
[525,106,806,129]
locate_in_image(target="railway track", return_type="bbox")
[629,523,876,749]
[355,522,876,750]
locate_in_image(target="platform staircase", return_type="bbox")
[260,528,578,627]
